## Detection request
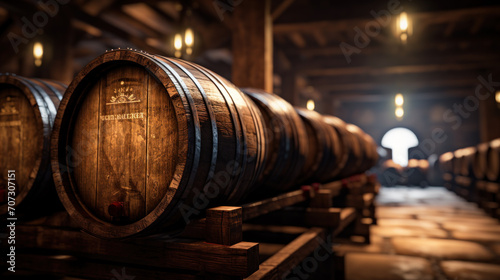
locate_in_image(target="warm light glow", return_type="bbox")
[175,50,181,58]
[33,42,43,58]
[399,12,408,31]
[186,47,192,55]
[400,33,408,43]
[174,33,182,50]
[395,93,404,106]
[395,107,404,118]
[496,91,500,103]
[185,28,194,47]
[33,42,43,67]
[306,99,315,111]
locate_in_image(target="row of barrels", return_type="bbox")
[439,139,500,182]
[0,50,378,238]
[438,140,500,219]
[378,158,431,187]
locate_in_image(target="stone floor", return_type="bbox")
[335,186,500,280]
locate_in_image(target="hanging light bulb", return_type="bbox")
[399,12,408,32]
[33,42,43,67]
[174,33,182,58]
[184,28,193,47]
[306,99,315,111]
[395,107,404,119]
[395,93,404,106]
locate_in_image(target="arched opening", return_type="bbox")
[381,127,419,167]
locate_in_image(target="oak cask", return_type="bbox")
[241,88,309,191]
[0,74,65,215]
[51,50,266,238]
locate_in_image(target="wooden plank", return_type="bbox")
[12,226,259,277]
[242,190,306,221]
[96,65,148,222]
[310,189,333,208]
[145,66,178,214]
[332,208,357,237]
[16,253,203,280]
[0,88,23,191]
[245,207,342,228]
[71,79,100,213]
[319,181,343,196]
[206,206,243,245]
[245,228,326,280]
[232,0,273,92]
[271,0,295,21]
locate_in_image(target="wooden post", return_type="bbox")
[231,0,273,93]
[310,189,333,208]
[479,85,500,142]
[206,206,243,245]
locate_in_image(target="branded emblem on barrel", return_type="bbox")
[106,80,141,105]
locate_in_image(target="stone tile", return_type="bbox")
[333,243,382,256]
[377,218,439,229]
[451,231,500,242]
[392,237,495,261]
[376,211,414,219]
[416,215,498,225]
[345,253,434,280]
[440,260,500,280]
[492,244,500,256]
[371,225,448,238]
[443,221,500,233]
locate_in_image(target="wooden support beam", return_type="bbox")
[232,0,273,92]
[444,22,456,37]
[244,228,326,280]
[288,32,306,48]
[14,225,259,277]
[272,0,295,21]
[274,6,500,35]
[470,17,484,34]
[479,84,500,142]
[312,30,327,47]
[302,62,500,77]
[206,206,243,246]
[316,77,479,93]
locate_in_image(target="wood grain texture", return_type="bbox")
[0,74,65,215]
[242,88,309,193]
[11,224,259,277]
[296,108,344,183]
[52,50,266,238]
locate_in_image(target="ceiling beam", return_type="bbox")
[273,5,500,34]
[272,0,295,21]
[301,61,499,77]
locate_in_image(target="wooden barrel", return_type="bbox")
[452,149,465,176]
[345,123,378,174]
[379,159,403,186]
[439,152,454,174]
[486,139,500,182]
[241,88,308,191]
[0,74,65,215]
[323,116,362,178]
[295,108,343,183]
[405,159,429,186]
[51,50,266,238]
[457,147,476,177]
[472,143,489,180]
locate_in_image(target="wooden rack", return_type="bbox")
[2,174,379,280]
